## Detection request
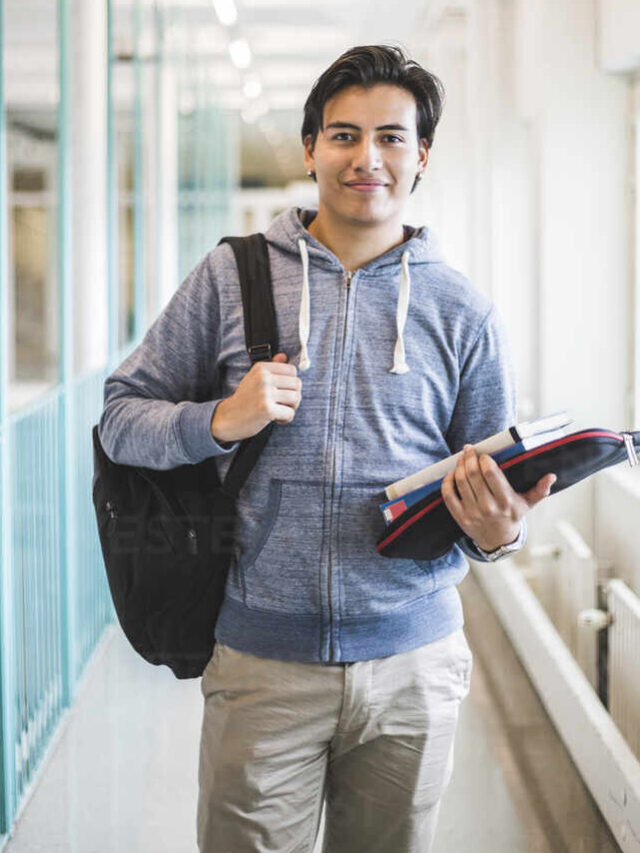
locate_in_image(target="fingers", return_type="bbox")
[522,473,557,507]
[441,469,466,526]
[273,388,302,409]
[454,455,479,504]
[456,446,499,515]
[264,356,302,419]
[474,452,514,512]
[272,403,297,424]
[263,358,297,377]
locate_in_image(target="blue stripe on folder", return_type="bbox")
[379,441,528,524]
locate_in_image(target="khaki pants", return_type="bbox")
[197,628,473,853]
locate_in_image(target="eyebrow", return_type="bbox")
[324,122,409,132]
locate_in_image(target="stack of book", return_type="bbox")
[379,411,573,524]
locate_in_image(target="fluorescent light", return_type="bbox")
[228,38,251,69]
[211,0,237,27]
[243,76,262,99]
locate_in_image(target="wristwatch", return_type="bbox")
[473,520,526,562]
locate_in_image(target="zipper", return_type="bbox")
[186,527,198,556]
[327,268,355,662]
[105,500,119,537]
[135,468,199,555]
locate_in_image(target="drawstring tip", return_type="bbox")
[299,347,311,371]
[389,362,410,374]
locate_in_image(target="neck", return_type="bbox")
[307,208,406,271]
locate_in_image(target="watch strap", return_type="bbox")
[473,519,526,561]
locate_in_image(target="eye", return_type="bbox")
[332,132,355,141]
[382,134,405,144]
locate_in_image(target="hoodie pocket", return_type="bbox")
[238,478,324,614]
[337,483,455,617]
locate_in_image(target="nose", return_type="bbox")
[351,135,382,172]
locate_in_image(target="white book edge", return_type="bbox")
[385,416,572,501]
[515,410,571,439]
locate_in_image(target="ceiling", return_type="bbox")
[160,0,446,185]
[3,0,458,186]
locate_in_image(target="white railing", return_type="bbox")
[472,552,640,853]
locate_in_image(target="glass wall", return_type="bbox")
[4,0,59,411]
[0,0,235,840]
[111,0,137,350]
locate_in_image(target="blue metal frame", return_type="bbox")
[57,0,75,709]
[0,0,18,838]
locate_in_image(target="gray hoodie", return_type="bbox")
[98,206,522,663]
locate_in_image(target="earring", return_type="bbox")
[307,170,316,179]
[415,171,423,182]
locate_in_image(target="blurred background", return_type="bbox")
[1,1,640,851]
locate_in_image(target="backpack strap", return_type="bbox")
[215,233,279,499]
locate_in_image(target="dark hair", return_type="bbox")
[301,44,445,151]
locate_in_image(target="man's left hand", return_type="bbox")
[441,444,557,552]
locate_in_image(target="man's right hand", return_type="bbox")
[210,352,302,443]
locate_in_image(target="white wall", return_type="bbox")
[422,0,634,550]
[599,0,640,72]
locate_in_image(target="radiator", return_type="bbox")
[608,579,640,761]
[527,520,602,689]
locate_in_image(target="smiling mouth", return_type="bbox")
[344,181,388,192]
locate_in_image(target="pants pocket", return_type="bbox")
[446,629,473,700]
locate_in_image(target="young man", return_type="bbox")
[99,44,555,853]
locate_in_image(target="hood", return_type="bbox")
[263,206,446,375]
[264,206,446,270]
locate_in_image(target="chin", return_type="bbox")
[347,204,399,227]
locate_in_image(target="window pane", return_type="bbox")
[112,0,136,349]
[4,0,59,411]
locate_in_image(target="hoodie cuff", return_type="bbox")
[176,399,240,462]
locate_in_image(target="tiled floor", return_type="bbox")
[3,571,620,852]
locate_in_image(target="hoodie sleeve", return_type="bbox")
[444,304,526,562]
[98,250,240,470]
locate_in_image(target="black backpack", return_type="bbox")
[91,234,278,679]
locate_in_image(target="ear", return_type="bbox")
[418,138,429,171]
[303,134,316,174]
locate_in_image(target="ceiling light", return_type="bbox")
[228,38,251,69]
[243,76,262,99]
[211,0,237,27]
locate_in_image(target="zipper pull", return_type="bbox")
[345,270,354,288]
[186,527,198,556]
[105,500,118,536]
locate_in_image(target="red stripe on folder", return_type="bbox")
[376,430,622,552]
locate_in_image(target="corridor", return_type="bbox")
[1,572,619,853]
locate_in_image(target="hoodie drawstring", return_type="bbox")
[389,250,411,374]
[296,240,411,375]
[297,238,311,371]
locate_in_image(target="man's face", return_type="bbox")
[304,83,429,228]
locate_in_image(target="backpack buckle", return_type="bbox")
[248,343,272,363]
